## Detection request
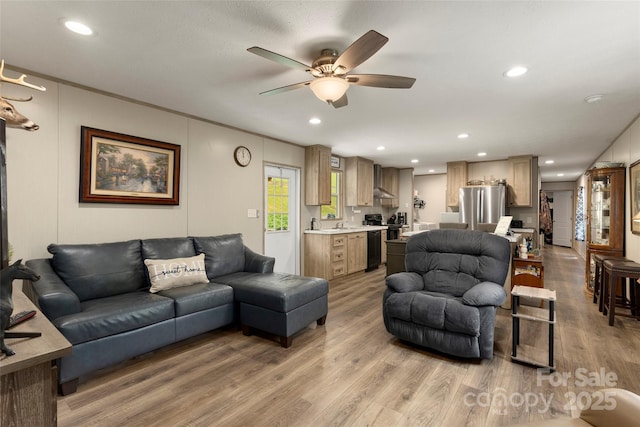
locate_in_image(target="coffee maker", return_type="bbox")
[397,212,407,225]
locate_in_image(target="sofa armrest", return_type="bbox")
[462,281,506,307]
[25,259,81,321]
[244,246,275,273]
[386,272,424,293]
[579,388,640,427]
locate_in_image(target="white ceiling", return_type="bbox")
[1,1,639,182]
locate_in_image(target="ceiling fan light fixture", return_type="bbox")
[309,77,349,102]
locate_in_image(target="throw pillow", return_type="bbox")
[144,254,208,293]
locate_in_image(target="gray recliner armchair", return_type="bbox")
[383,229,511,359]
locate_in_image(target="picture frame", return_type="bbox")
[79,126,180,205]
[631,158,640,235]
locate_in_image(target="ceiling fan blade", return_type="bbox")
[332,30,388,73]
[258,81,311,96]
[329,94,348,108]
[247,47,312,72]
[347,74,416,88]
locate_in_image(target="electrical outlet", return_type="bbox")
[526,216,532,223]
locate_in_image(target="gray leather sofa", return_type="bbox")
[383,229,510,359]
[25,233,328,395]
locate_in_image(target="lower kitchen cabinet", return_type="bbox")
[304,231,367,280]
[347,232,367,274]
[386,240,407,276]
[304,234,346,280]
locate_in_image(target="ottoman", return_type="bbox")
[227,273,328,347]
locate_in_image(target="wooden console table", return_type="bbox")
[512,257,544,289]
[1,286,71,426]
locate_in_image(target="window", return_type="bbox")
[321,170,342,220]
[266,175,289,231]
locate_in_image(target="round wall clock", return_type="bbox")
[234,146,251,167]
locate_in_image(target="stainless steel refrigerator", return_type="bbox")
[459,185,506,231]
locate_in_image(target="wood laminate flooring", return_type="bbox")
[57,245,640,426]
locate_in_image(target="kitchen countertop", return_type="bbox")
[304,225,388,234]
[401,229,523,242]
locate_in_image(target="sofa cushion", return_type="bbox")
[144,254,209,293]
[47,240,146,302]
[192,234,245,279]
[53,292,175,345]
[225,273,329,313]
[157,283,234,316]
[141,237,197,260]
[385,292,480,336]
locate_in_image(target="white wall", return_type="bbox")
[414,173,447,224]
[4,74,306,262]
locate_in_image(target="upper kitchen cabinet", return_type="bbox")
[381,167,400,208]
[508,156,533,207]
[346,157,374,206]
[446,161,467,208]
[305,145,331,205]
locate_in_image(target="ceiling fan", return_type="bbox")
[247,30,416,108]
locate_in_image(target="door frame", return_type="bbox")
[264,163,301,274]
[551,190,574,248]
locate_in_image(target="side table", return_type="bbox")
[511,285,556,371]
[1,287,72,426]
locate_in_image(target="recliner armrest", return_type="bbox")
[386,272,424,293]
[25,259,81,321]
[244,246,275,273]
[462,281,506,307]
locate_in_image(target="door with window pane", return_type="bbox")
[264,165,300,274]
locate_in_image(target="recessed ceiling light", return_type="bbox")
[457,133,470,139]
[411,159,419,164]
[64,20,93,36]
[376,146,385,151]
[545,160,555,164]
[428,169,435,173]
[584,94,604,103]
[309,117,321,125]
[504,66,528,78]
[477,152,487,157]
[557,173,565,177]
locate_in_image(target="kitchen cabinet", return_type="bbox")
[381,167,400,208]
[304,233,347,279]
[305,145,332,205]
[386,240,407,276]
[446,161,468,208]
[345,156,374,206]
[347,232,367,274]
[585,166,625,293]
[381,233,387,264]
[508,156,532,207]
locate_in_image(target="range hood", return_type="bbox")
[373,164,396,199]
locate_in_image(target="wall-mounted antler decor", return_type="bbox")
[0,60,46,131]
[1,60,46,271]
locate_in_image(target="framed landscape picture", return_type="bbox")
[631,159,640,235]
[79,126,180,205]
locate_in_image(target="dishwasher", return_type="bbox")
[365,229,382,272]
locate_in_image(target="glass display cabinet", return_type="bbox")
[585,166,625,293]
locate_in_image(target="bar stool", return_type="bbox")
[602,259,640,326]
[593,254,625,312]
